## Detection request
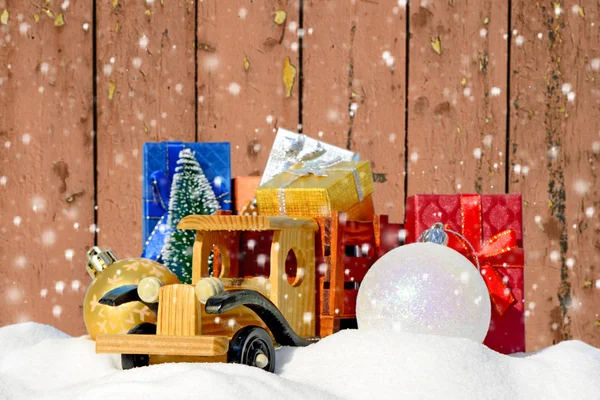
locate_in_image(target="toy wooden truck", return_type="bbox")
[95,213,402,372]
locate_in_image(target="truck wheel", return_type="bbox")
[228,326,275,373]
[121,322,156,370]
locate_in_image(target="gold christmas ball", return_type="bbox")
[83,247,179,340]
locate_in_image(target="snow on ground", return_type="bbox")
[0,323,599,400]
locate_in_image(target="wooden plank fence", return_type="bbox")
[0,0,598,351]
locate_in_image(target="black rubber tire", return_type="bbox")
[121,322,156,370]
[228,326,276,373]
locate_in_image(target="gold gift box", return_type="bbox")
[256,161,375,219]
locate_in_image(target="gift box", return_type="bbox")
[405,194,525,354]
[233,176,261,214]
[261,128,360,186]
[141,142,231,259]
[256,160,374,219]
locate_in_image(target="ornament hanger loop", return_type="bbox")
[418,223,481,271]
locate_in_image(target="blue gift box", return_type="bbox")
[141,142,231,259]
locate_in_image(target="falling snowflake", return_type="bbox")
[40,288,48,298]
[13,216,21,226]
[410,152,419,163]
[139,35,149,50]
[55,281,65,294]
[550,250,560,262]
[327,109,340,122]
[515,36,524,46]
[382,51,394,67]
[585,207,595,218]
[473,148,482,159]
[175,83,183,95]
[238,8,247,19]
[479,29,487,38]
[483,135,493,147]
[513,164,522,175]
[257,254,268,267]
[31,195,47,212]
[71,280,81,291]
[303,312,313,323]
[591,58,600,71]
[5,287,22,303]
[573,179,590,196]
[103,64,113,76]
[490,87,501,96]
[228,82,241,96]
[83,23,90,31]
[52,305,63,318]
[65,249,74,261]
[566,258,575,268]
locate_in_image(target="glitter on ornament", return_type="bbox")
[356,236,491,342]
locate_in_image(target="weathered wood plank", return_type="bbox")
[510,1,600,351]
[0,1,94,335]
[407,1,509,196]
[197,0,300,177]
[96,0,196,257]
[302,0,406,223]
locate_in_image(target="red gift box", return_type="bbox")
[405,194,525,354]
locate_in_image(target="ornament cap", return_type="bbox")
[419,222,449,246]
[86,246,118,279]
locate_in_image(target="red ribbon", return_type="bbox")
[445,195,524,316]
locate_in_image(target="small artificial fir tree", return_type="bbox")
[160,149,219,283]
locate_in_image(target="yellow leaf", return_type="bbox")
[33,13,40,22]
[578,6,585,17]
[112,0,119,7]
[1,9,8,25]
[483,17,489,25]
[43,7,55,19]
[161,0,164,4]
[145,9,152,16]
[274,10,286,25]
[115,22,120,32]
[108,82,117,101]
[54,13,65,26]
[244,56,250,71]
[430,36,441,55]
[461,77,467,86]
[283,56,296,98]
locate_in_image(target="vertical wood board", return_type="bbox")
[302,0,406,223]
[407,0,509,196]
[0,0,94,335]
[96,0,196,258]
[197,0,300,177]
[510,0,600,351]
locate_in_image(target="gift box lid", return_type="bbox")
[261,128,360,186]
[256,160,374,217]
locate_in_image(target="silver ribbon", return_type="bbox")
[276,157,364,216]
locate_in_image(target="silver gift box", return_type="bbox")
[260,128,360,185]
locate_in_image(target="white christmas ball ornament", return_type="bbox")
[356,242,491,342]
